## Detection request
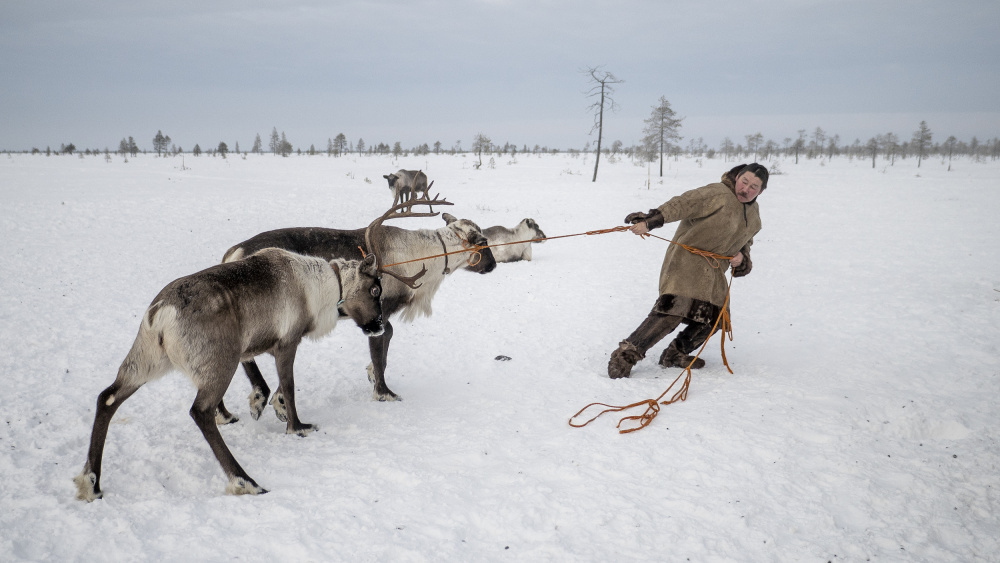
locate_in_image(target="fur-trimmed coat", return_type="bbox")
[652,171,761,311]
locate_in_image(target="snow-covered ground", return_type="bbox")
[1,151,997,562]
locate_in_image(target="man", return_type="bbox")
[608,163,768,379]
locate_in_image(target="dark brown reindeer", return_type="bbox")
[216,197,496,426]
[383,169,433,212]
[74,250,384,501]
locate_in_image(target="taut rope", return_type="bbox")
[376,223,739,435]
[380,224,733,271]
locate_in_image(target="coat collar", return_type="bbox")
[721,171,737,193]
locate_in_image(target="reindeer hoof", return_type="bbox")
[289,423,316,437]
[226,476,267,496]
[73,472,102,502]
[215,410,239,425]
[373,390,401,402]
[248,389,267,421]
[270,392,288,422]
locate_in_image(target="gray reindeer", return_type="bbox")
[215,198,496,426]
[383,169,433,212]
[74,249,384,501]
[483,218,547,263]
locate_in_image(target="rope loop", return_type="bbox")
[461,237,484,267]
[372,220,739,434]
[568,272,734,434]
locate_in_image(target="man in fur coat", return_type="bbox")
[608,163,768,379]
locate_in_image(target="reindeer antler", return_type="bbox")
[364,196,453,289]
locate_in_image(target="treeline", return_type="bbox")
[11,122,1000,165]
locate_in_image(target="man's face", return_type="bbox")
[735,172,763,203]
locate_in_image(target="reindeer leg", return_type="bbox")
[366,320,399,401]
[215,400,239,425]
[273,344,315,436]
[190,383,267,496]
[74,380,141,501]
[242,359,271,421]
[214,359,270,423]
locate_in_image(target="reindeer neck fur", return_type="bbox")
[297,255,344,341]
[375,224,470,322]
[250,249,346,344]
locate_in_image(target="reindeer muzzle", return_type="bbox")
[360,316,385,337]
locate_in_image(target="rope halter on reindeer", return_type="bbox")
[362,195,453,289]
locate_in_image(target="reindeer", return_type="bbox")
[216,197,496,424]
[74,250,384,501]
[483,218,548,263]
[383,169,433,212]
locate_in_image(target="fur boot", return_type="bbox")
[659,341,705,369]
[608,340,644,379]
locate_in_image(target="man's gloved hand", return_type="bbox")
[732,245,753,277]
[624,211,651,225]
[624,209,665,230]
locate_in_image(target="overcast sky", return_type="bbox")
[2,0,998,152]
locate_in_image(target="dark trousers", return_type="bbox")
[625,311,715,359]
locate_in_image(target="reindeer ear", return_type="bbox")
[362,252,378,273]
[442,213,457,225]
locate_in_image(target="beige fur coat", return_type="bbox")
[653,172,762,308]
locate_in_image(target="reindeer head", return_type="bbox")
[332,253,384,337]
[520,218,547,242]
[364,196,454,288]
[442,213,497,274]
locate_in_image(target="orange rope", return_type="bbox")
[376,223,739,434]
[380,224,733,271]
[568,273,735,433]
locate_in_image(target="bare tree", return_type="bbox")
[745,132,763,162]
[472,133,491,168]
[720,137,734,162]
[251,133,262,154]
[943,135,957,170]
[583,66,623,182]
[641,96,683,177]
[912,121,932,167]
[866,135,880,168]
[810,127,825,159]
[793,130,806,164]
[882,132,899,165]
[826,134,840,159]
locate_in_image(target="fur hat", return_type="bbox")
[725,163,769,192]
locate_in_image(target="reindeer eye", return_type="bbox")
[371,286,380,298]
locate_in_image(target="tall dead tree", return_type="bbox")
[641,96,683,177]
[583,67,623,182]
